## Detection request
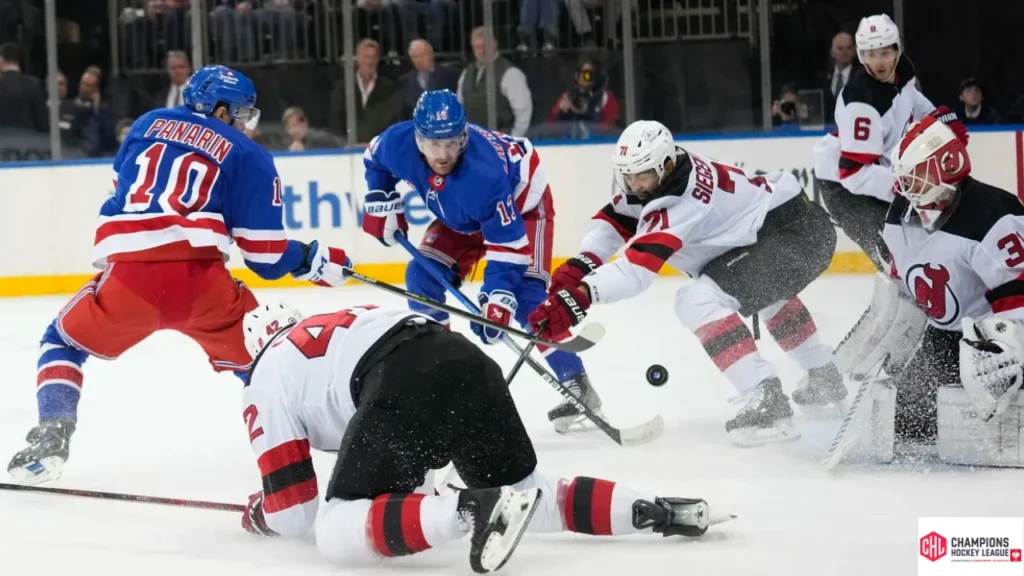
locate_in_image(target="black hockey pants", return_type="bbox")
[816,177,891,270]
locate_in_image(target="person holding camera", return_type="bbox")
[771,85,801,132]
[546,59,620,138]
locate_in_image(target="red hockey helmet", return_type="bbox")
[890,115,971,230]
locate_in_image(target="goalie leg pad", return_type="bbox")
[937,386,1024,468]
[834,272,928,379]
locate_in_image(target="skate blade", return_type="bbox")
[729,419,801,448]
[478,488,542,574]
[710,513,738,527]
[9,456,64,486]
[552,410,605,434]
[796,400,847,421]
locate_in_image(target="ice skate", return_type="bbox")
[725,377,799,447]
[8,419,76,485]
[546,373,604,434]
[457,485,541,574]
[791,362,849,419]
[632,496,737,537]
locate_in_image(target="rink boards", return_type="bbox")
[0,128,1021,297]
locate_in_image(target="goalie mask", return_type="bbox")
[890,115,971,231]
[612,120,676,200]
[243,301,304,358]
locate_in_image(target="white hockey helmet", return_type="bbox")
[613,120,675,182]
[243,301,304,358]
[890,115,971,230]
[855,14,901,64]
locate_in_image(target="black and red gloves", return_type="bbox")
[550,252,602,293]
[527,285,592,339]
[928,105,969,146]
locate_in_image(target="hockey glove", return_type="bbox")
[960,317,1024,422]
[362,190,408,247]
[471,290,518,345]
[550,252,602,293]
[242,491,279,537]
[292,240,352,287]
[528,284,591,339]
[927,105,969,145]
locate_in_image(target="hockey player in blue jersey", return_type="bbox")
[7,65,352,486]
[360,89,603,433]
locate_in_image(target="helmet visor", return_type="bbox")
[232,104,261,130]
[415,132,466,162]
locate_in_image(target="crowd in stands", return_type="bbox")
[0,1,1021,161]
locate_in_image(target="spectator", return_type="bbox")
[156,50,192,109]
[328,39,402,144]
[398,39,460,118]
[116,118,134,144]
[397,0,450,54]
[211,1,257,62]
[771,85,801,132]
[458,27,532,137]
[259,0,299,60]
[282,106,344,151]
[547,59,619,128]
[75,69,119,157]
[955,78,1001,125]
[517,0,559,52]
[0,43,48,132]
[818,31,854,122]
[55,72,86,145]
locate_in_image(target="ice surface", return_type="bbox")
[0,275,1020,575]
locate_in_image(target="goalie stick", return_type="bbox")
[395,235,664,447]
[0,482,244,512]
[342,267,604,353]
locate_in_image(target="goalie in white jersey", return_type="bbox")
[857,115,1024,459]
[238,301,729,572]
[527,120,839,447]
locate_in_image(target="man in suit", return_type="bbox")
[156,50,192,110]
[398,39,460,119]
[818,31,854,123]
[0,43,47,132]
[329,38,402,145]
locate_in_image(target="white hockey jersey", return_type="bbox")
[813,57,934,202]
[241,306,429,536]
[883,178,1024,331]
[580,148,802,304]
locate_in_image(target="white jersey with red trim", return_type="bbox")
[579,149,802,304]
[97,105,307,280]
[883,178,1024,331]
[242,306,429,537]
[813,57,934,202]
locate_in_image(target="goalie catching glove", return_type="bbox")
[959,316,1024,422]
[292,240,351,287]
[528,284,591,339]
[550,252,602,292]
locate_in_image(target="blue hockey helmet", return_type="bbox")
[182,65,261,130]
[413,90,467,170]
[413,89,466,139]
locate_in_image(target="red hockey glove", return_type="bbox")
[362,190,408,247]
[242,491,279,537]
[528,285,591,339]
[550,252,602,293]
[292,241,351,287]
[928,105,969,145]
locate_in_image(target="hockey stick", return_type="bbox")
[341,267,604,353]
[396,235,664,447]
[505,341,536,385]
[0,482,244,512]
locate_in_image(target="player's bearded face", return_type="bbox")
[417,134,464,175]
[623,169,661,198]
[862,47,898,82]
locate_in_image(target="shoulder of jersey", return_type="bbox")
[942,178,1024,242]
[840,67,897,117]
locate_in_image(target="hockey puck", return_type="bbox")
[646,364,668,387]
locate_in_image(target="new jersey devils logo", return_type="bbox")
[905,263,960,326]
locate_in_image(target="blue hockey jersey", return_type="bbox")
[363,121,553,293]
[94,106,305,280]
